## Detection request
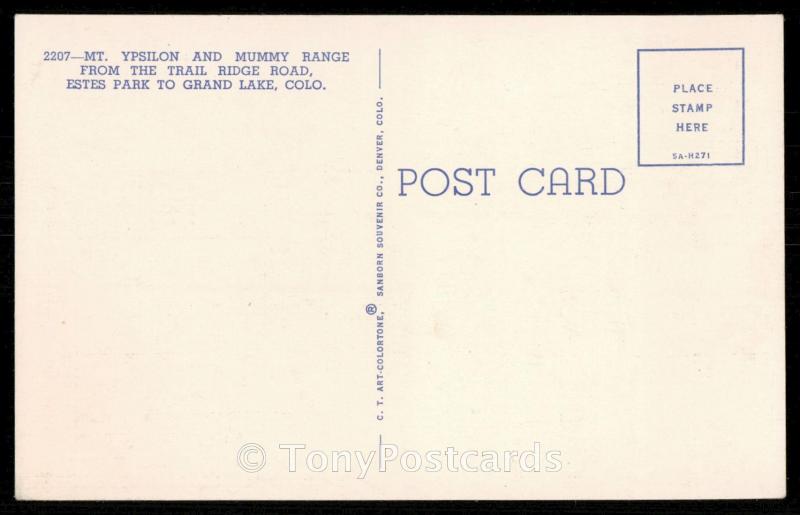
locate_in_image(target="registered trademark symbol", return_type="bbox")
[365,304,377,315]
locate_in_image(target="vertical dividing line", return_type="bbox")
[376,47,383,452]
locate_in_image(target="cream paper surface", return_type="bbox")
[15,15,785,499]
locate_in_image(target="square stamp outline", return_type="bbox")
[636,47,745,167]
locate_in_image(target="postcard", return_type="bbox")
[14,14,785,499]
